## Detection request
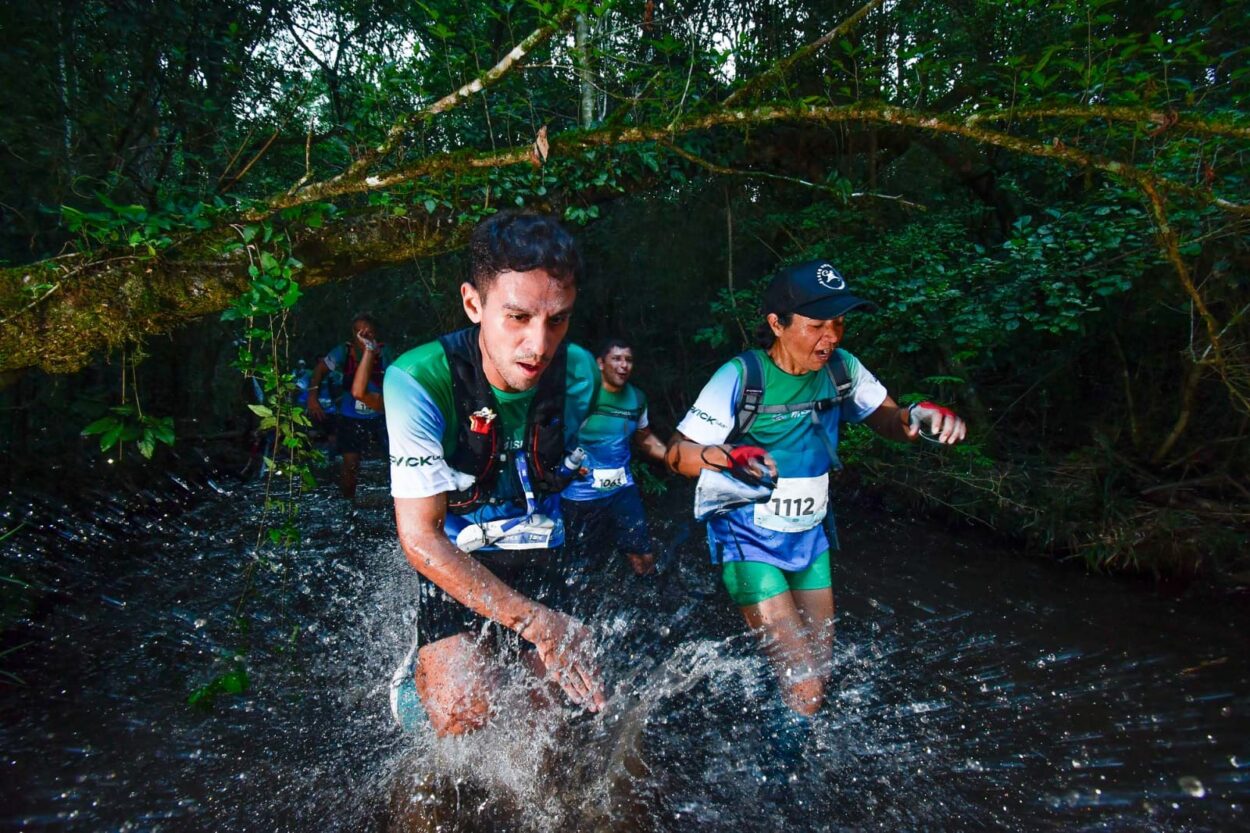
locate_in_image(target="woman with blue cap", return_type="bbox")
[665,259,966,724]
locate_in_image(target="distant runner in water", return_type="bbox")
[307,313,390,499]
[561,339,668,577]
[385,211,607,736]
[350,330,386,414]
[666,260,966,722]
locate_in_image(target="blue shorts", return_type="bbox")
[561,484,652,559]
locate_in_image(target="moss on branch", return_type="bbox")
[0,216,465,374]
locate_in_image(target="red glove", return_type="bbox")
[728,445,767,469]
[725,445,774,487]
[907,401,965,444]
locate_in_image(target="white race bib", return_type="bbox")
[354,399,377,416]
[591,467,628,491]
[752,474,828,533]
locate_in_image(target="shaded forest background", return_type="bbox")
[1,0,1247,577]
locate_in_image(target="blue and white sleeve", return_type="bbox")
[384,368,466,499]
[840,352,888,424]
[322,343,346,373]
[675,361,740,445]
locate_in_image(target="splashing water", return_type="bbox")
[3,463,1249,831]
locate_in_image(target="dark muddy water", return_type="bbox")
[2,462,1248,831]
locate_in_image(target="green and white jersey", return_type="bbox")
[677,348,887,570]
[563,383,649,501]
[383,338,600,546]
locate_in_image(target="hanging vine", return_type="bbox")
[80,340,176,460]
[187,218,319,709]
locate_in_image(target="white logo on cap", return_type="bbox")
[816,263,845,290]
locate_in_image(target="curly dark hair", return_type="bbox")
[468,211,582,296]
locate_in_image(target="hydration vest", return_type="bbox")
[438,326,574,515]
[342,342,387,391]
[714,349,852,560]
[726,348,853,470]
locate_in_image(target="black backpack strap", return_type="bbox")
[826,349,853,403]
[438,326,501,512]
[728,351,764,443]
[823,508,840,552]
[809,350,853,472]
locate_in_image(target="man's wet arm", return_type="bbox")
[393,496,539,631]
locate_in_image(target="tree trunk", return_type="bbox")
[574,13,595,130]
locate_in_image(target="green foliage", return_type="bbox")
[631,460,668,497]
[187,657,250,710]
[222,222,321,541]
[761,189,1161,375]
[81,406,175,459]
[60,195,219,256]
[3,0,1248,580]
[77,339,177,461]
[221,244,304,321]
[187,218,323,706]
[693,288,758,349]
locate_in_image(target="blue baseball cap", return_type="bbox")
[762,260,878,319]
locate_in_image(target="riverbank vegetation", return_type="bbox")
[1,0,1247,578]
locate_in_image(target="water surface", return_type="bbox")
[2,465,1247,831]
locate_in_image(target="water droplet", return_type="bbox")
[194,618,206,629]
[1178,776,1205,798]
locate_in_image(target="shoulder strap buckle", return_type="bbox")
[826,349,852,403]
[729,350,764,443]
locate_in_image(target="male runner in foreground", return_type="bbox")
[384,211,606,736]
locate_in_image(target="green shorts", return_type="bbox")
[721,550,832,607]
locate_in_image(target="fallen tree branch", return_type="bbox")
[663,138,926,208]
[4,103,1248,375]
[0,281,61,326]
[966,105,1250,140]
[0,216,471,374]
[255,104,1250,218]
[266,6,577,212]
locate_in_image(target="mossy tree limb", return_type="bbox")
[3,104,1247,379]
[0,215,467,374]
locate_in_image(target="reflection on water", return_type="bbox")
[2,463,1248,831]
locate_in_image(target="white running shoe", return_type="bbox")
[389,626,427,732]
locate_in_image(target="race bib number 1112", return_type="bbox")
[752,474,828,533]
